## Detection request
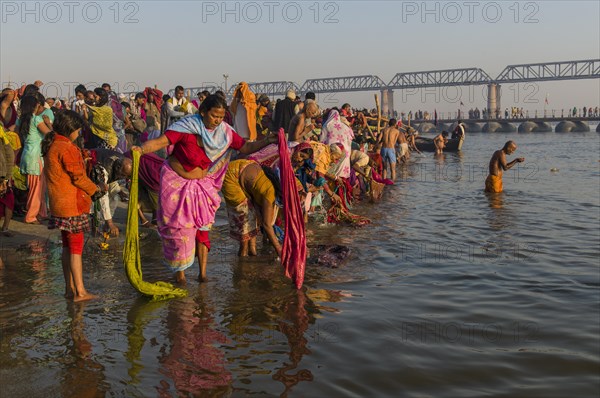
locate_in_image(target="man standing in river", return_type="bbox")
[485,141,525,193]
[378,118,401,181]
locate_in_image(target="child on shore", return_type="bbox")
[42,110,105,302]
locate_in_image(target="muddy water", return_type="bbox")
[1,132,599,397]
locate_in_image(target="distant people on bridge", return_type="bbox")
[468,108,481,120]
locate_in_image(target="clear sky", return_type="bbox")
[1,0,598,114]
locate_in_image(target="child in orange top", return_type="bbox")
[42,110,104,302]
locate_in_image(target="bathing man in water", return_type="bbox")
[378,118,401,181]
[485,140,525,193]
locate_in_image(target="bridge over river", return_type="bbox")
[407,116,600,134]
[172,59,599,121]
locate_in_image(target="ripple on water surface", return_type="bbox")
[1,133,599,397]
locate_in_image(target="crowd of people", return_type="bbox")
[1,80,431,300]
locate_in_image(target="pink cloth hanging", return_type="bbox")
[278,129,306,289]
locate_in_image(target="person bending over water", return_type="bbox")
[222,159,283,257]
[132,95,277,284]
[485,140,525,193]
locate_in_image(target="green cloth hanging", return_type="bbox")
[123,151,187,301]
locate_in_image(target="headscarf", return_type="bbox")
[292,142,313,156]
[144,87,163,110]
[167,114,232,161]
[88,105,118,148]
[292,142,315,192]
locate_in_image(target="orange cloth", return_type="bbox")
[233,82,257,140]
[484,174,503,193]
[44,135,98,217]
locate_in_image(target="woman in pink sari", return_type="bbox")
[319,109,354,179]
[133,95,277,284]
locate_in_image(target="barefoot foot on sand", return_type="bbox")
[198,275,208,283]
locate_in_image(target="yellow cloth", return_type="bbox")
[6,131,21,150]
[123,150,187,301]
[310,142,331,175]
[484,174,503,193]
[223,159,275,207]
[12,166,26,190]
[89,105,118,148]
[257,105,268,118]
[168,97,194,114]
[0,125,9,145]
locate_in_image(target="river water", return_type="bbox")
[1,132,599,397]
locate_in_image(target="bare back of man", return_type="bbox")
[288,103,318,142]
[288,113,305,142]
[379,125,400,181]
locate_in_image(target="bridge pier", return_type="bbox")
[379,88,395,118]
[465,122,482,132]
[487,83,500,119]
[381,89,389,117]
[496,84,501,119]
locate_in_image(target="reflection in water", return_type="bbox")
[222,259,345,396]
[158,291,232,397]
[272,289,313,398]
[4,133,597,397]
[125,298,167,384]
[485,192,516,232]
[487,192,505,210]
[61,302,107,397]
